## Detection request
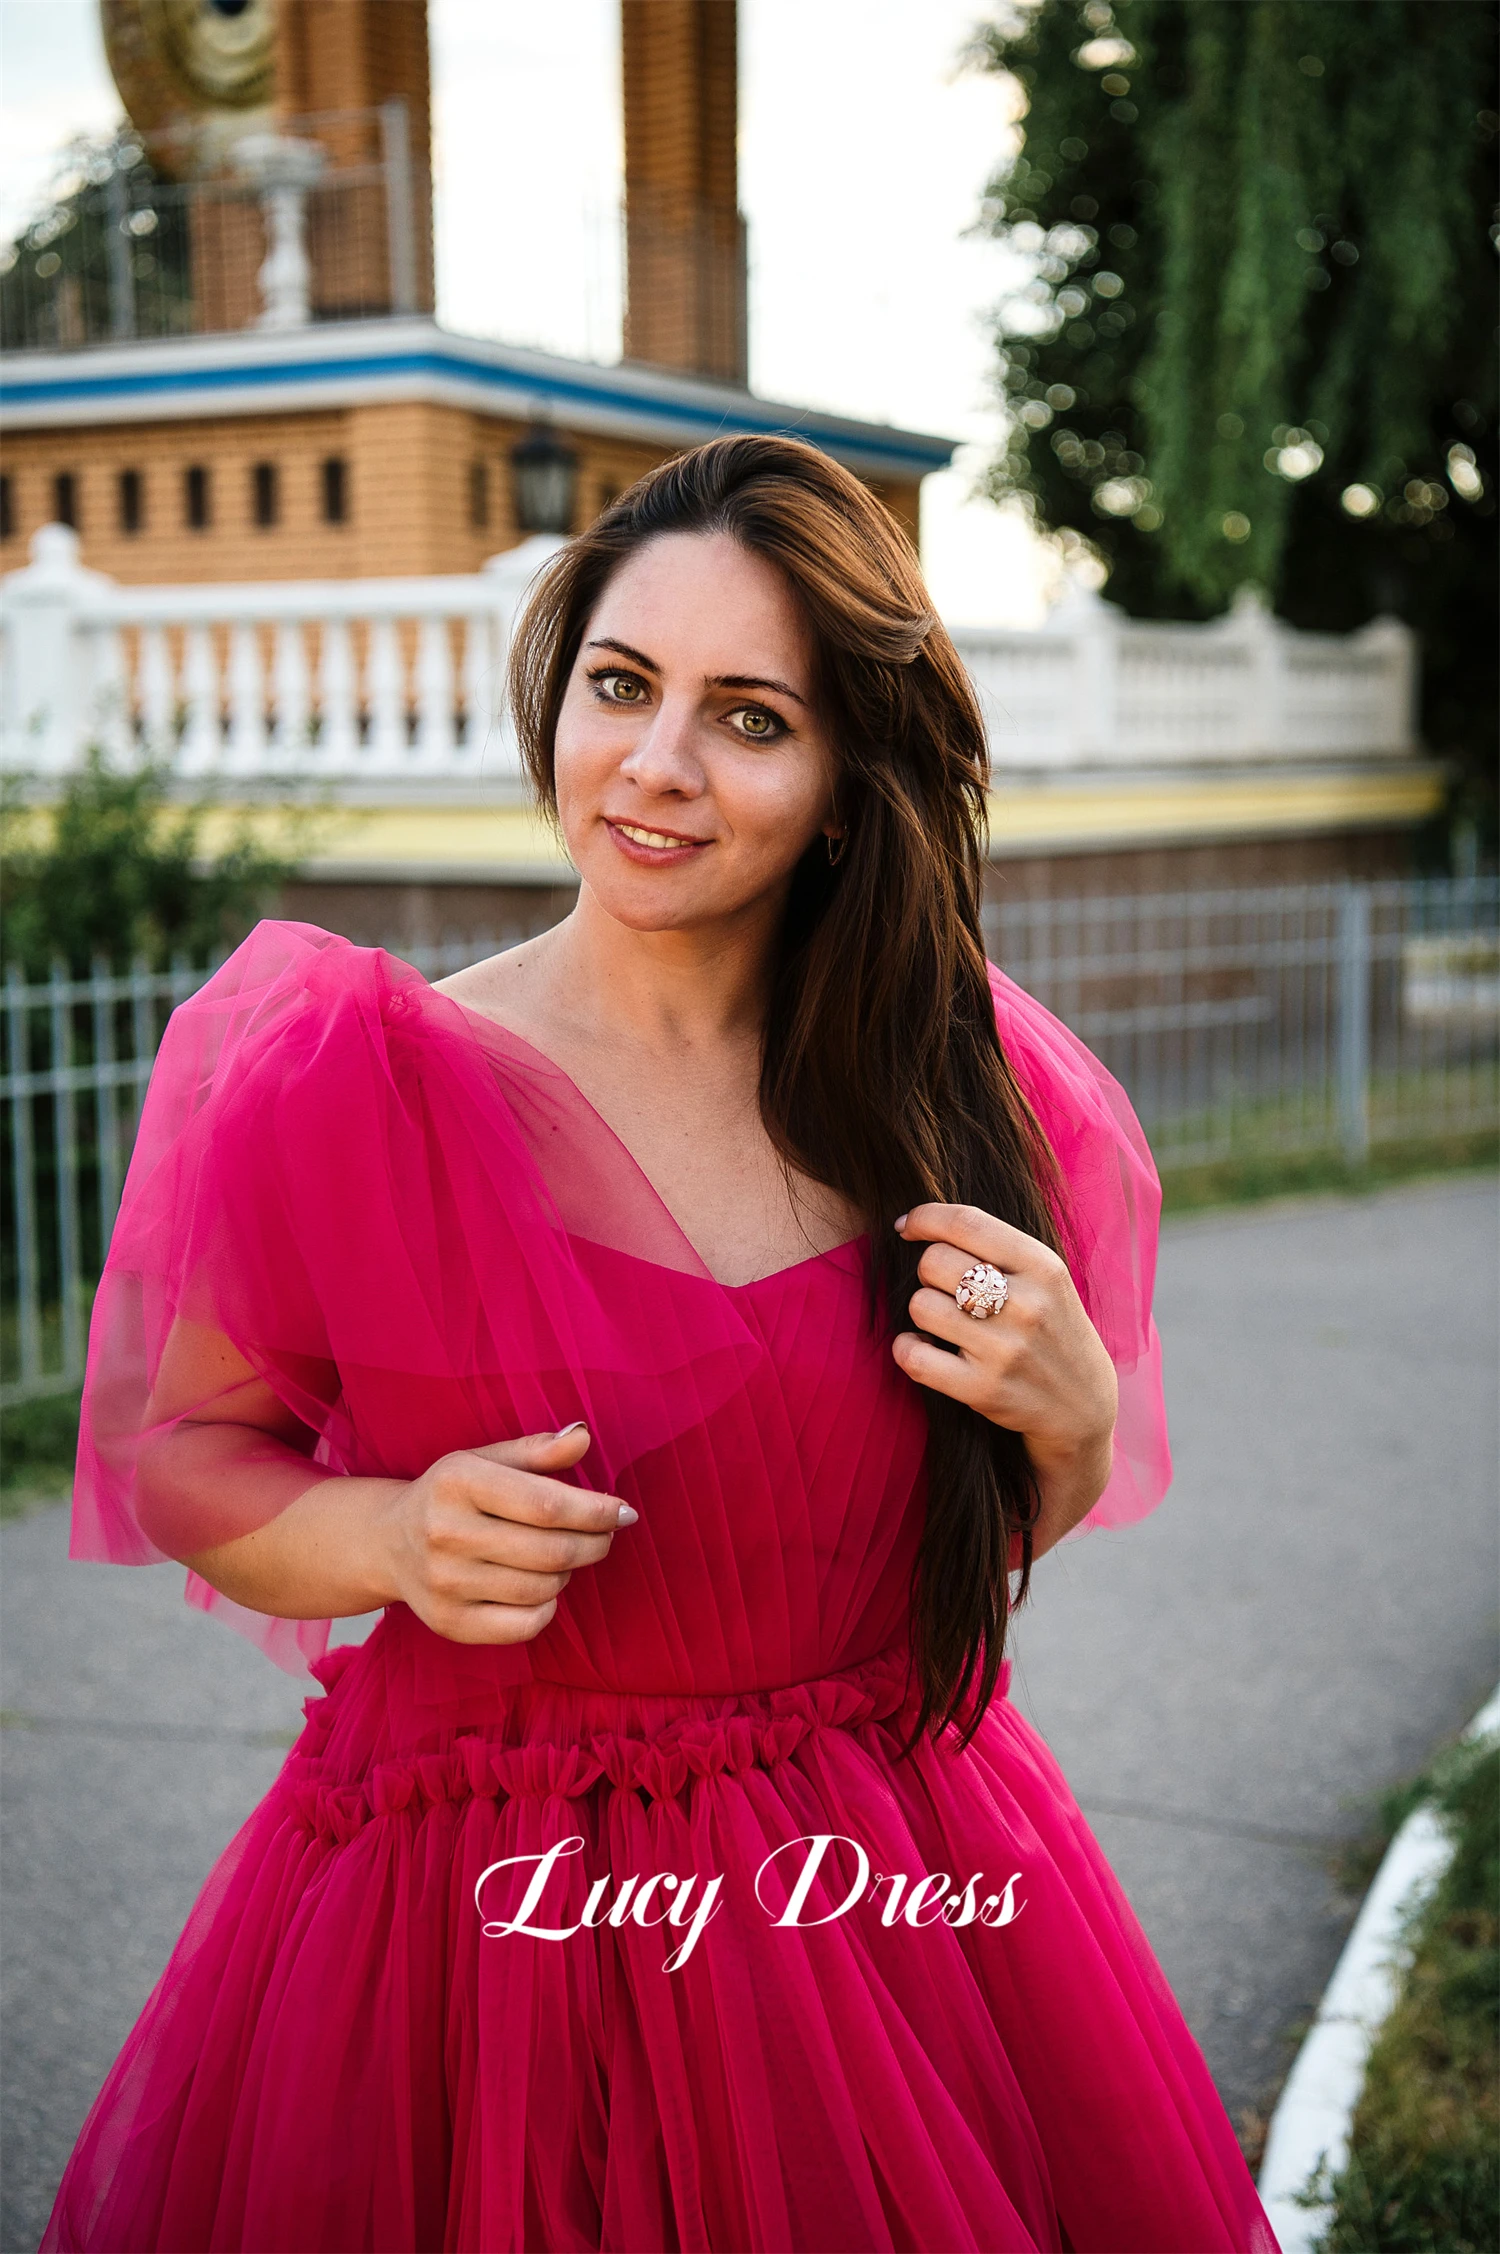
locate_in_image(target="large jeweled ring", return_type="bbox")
[954,1262,1010,1320]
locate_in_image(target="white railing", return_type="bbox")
[0,526,1418,784]
[0,526,565,784]
[962,587,1416,768]
[3,103,426,354]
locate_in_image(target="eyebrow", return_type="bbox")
[712,672,808,708]
[584,638,808,709]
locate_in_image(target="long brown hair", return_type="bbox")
[508,433,1067,1755]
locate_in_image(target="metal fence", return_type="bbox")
[1,957,219,1408]
[4,879,1496,1408]
[983,877,1499,1170]
[1,105,426,354]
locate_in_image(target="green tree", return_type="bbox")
[970,0,1498,855]
[0,746,319,978]
[0,128,193,354]
[1,752,322,1462]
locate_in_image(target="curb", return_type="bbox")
[1256,1679,1500,2250]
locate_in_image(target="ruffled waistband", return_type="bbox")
[279,1641,1012,1847]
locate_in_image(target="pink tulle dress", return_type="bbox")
[42,919,1280,2254]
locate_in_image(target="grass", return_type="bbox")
[1301,1729,1500,2252]
[0,1386,80,1519]
[1158,1130,1499,1214]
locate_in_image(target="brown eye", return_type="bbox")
[734,706,778,739]
[607,675,643,701]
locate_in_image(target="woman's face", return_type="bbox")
[551,531,841,934]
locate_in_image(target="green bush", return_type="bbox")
[0,742,325,977]
[0,1387,82,1512]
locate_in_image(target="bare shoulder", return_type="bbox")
[431,933,550,1035]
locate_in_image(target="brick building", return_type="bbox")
[0,0,1441,930]
[0,323,938,586]
[1,0,941,588]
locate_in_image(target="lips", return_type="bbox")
[604,819,714,857]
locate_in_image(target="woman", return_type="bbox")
[45,435,1279,2252]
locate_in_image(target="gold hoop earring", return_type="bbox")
[826,830,848,867]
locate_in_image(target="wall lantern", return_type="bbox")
[509,424,579,535]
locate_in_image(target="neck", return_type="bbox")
[535,880,787,1060]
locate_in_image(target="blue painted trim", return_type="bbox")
[0,346,955,471]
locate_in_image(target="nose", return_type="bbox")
[617,694,706,799]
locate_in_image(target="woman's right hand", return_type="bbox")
[378,1423,636,1645]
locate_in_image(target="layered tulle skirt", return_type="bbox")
[42,1620,1278,2253]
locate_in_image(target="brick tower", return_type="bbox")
[621,0,747,385]
[1,0,947,599]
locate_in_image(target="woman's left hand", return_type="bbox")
[892,1204,1119,1556]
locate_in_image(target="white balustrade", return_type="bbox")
[366,616,407,764]
[227,621,267,768]
[414,616,456,763]
[180,624,220,774]
[318,618,359,763]
[270,619,311,758]
[0,527,1419,786]
[137,622,174,753]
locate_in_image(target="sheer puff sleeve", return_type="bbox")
[72,919,772,1680]
[71,921,404,1675]
[989,961,1173,1538]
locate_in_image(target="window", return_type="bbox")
[53,471,78,529]
[185,464,211,529]
[252,461,278,528]
[321,456,348,525]
[0,475,13,541]
[468,459,489,529]
[118,468,144,535]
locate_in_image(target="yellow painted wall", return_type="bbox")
[3,762,1433,882]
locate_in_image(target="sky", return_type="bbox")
[0,0,1056,622]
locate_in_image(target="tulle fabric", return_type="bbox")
[69,921,1169,1676]
[44,920,1280,2252]
[44,1624,1277,2254]
[985,959,1169,1540]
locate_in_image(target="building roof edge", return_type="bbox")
[0,317,958,478]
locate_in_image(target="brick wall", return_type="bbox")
[1,404,907,581]
[622,0,745,382]
[866,479,921,551]
[984,829,1413,902]
[1,410,360,582]
[0,405,678,581]
[275,0,435,316]
[279,877,580,955]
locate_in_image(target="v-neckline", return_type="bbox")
[419,973,871,1293]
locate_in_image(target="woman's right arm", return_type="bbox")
[137,1319,634,1642]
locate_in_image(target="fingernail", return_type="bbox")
[893,1213,908,1231]
[555,1420,589,1439]
[615,1502,640,1526]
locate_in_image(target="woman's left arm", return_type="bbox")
[892,1203,1119,1562]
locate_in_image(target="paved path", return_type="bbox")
[3,1177,1496,2250]
[1007,1172,1500,2139]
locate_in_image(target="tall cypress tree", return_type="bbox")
[971,0,1497,853]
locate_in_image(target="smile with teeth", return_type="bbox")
[612,822,708,851]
